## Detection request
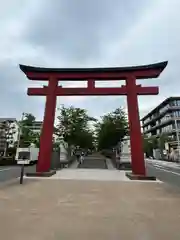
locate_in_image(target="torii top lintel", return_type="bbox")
[19,61,168,81]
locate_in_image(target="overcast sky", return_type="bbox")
[0,0,180,121]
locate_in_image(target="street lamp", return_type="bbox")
[174,118,180,160]
[3,121,9,157]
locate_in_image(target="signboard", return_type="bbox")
[165,142,169,150]
[163,149,167,155]
[17,160,30,165]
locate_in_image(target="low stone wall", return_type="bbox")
[101,150,117,168]
[0,157,17,166]
[50,151,61,170]
[50,151,76,169]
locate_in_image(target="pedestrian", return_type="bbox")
[80,151,84,164]
[75,150,81,163]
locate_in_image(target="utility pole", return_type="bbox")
[3,121,8,157]
[174,118,180,161]
[17,112,25,149]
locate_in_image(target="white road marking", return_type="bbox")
[153,164,166,168]
[148,164,180,176]
[146,159,180,169]
[0,168,11,172]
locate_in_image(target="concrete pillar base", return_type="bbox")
[26,170,56,177]
[126,172,156,181]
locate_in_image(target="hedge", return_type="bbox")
[0,157,17,166]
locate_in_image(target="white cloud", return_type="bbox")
[0,0,179,121]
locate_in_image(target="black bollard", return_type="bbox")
[20,163,25,184]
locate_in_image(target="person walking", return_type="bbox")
[80,151,85,164]
[75,149,81,164]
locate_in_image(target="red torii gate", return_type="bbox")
[19,61,167,177]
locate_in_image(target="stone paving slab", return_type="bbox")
[0,179,180,240]
[53,169,130,181]
[24,169,161,182]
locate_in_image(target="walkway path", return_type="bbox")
[78,153,107,169]
[2,154,179,239]
[0,177,180,239]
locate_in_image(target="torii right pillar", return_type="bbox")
[126,76,146,177]
[125,62,168,179]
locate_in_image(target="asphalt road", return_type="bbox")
[0,154,107,183]
[1,158,180,189]
[146,159,180,188]
[0,165,36,183]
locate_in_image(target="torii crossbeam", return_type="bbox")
[20,61,168,177]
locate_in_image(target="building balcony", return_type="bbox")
[143,117,180,134]
[142,106,180,127]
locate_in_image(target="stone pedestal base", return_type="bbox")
[26,170,56,177]
[126,172,156,181]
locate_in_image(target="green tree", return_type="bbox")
[143,135,154,157]
[18,113,38,147]
[96,107,128,150]
[74,129,95,149]
[158,133,170,149]
[21,113,36,127]
[157,133,171,159]
[143,134,171,158]
[56,105,96,149]
[31,132,41,148]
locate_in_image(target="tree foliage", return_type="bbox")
[158,133,171,149]
[56,105,96,149]
[96,107,129,150]
[143,133,171,158]
[143,135,154,157]
[18,113,40,147]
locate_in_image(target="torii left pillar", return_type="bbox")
[37,78,58,172]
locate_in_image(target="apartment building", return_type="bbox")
[0,117,60,152]
[29,121,43,133]
[0,118,17,152]
[30,121,58,142]
[141,97,180,147]
[0,119,43,152]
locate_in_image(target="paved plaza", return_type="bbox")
[0,170,180,240]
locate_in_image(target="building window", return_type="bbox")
[172,100,180,106]
[159,104,169,114]
[173,120,180,129]
[143,118,150,124]
[173,111,180,117]
[161,124,173,133]
[160,114,171,124]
